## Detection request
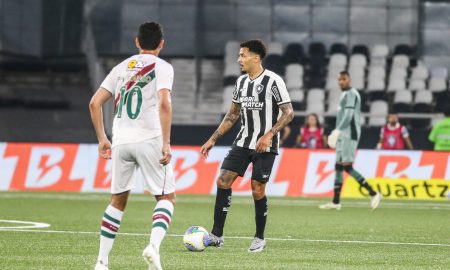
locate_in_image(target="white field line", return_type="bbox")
[0,220,50,229]
[0,228,449,248]
[0,193,449,210]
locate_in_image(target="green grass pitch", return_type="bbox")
[0,192,449,269]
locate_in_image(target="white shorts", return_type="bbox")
[111,136,175,195]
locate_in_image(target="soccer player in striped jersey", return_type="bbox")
[89,22,175,270]
[200,39,294,252]
[319,71,382,211]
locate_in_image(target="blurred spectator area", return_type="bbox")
[0,0,449,150]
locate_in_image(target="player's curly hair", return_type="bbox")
[138,22,163,50]
[240,39,267,60]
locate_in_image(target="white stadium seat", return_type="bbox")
[410,65,429,80]
[408,79,426,91]
[392,55,410,68]
[387,78,406,92]
[429,78,447,92]
[394,90,413,104]
[368,101,388,126]
[430,66,448,79]
[414,90,433,104]
[268,42,283,55]
[371,44,389,58]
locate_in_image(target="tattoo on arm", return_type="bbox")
[270,103,294,135]
[210,102,241,142]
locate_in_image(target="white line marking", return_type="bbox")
[0,220,50,229]
[0,228,449,248]
[0,193,449,210]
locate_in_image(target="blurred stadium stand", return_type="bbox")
[0,0,449,150]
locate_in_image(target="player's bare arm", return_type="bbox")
[200,102,241,158]
[89,87,113,159]
[256,103,294,153]
[158,89,172,165]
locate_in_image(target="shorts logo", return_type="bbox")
[262,174,270,179]
[256,84,264,94]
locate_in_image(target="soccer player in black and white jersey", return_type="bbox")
[200,39,294,252]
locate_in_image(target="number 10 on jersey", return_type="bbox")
[115,86,143,119]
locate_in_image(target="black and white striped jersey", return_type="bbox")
[231,69,291,153]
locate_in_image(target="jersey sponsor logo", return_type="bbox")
[240,96,264,110]
[256,84,265,94]
[127,60,144,70]
[272,85,281,102]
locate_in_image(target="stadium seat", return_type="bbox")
[390,67,408,79]
[307,88,325,102]
[351,44,370,60]
[330,43,348,55]
[225,41,240,63]
[283,43,305,64]
[371,44,389,58]
[408,79,426,91]
[309,42,327,58]
[285,64,304,90]
[263,54,285,76]
[223,62,241,77]
[392,55,410,69]
[349,54,367,69]
[412,90,433,128]
[387,78,406,92]
[290,89,305,110]
[428,78,447,92]
[370,57,386,67]
[306,101,325,115]
[430,66,448,79]
[222,86,235,114]
[410,64,429,80]
[393,44,414,56]
[368,66,386,80]
[329,54,347,68]
[393,90,413,112]
[268,42,284,55]
[325,76,340,91]
[368,100,388,126]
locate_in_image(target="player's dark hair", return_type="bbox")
[137,22,163,50]
[304,113,322,129]
[240,39,267,60]
[339,70,350,77]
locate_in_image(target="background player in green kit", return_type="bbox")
[320,71,382,210]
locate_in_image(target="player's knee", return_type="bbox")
[335,164,344,172]
[343,165,353,173]
[251,183,265,200]
[217,176,232,189]
[110,199,127,211]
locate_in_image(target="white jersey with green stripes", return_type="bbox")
[100,54,174,147]
[336,87,361,141]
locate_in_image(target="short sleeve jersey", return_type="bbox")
[100,54,174,146]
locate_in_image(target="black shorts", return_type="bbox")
[221,146,276,183]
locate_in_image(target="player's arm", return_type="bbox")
[256,103,294,153]
[89,87,113,159]
[201,102,241,157]
[158,89,172,165]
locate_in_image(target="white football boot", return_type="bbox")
[142,244,162,270]
[94,260,108,270]
[370,193,382,210]
[319,202,342,210]
[248,237,266,252]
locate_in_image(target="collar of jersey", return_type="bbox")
[247,69,266,82]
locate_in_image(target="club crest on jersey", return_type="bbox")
[256,84,264,94]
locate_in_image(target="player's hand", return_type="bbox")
[98,139,112,159]
[256,133,272,153]
[200,139,215,158]
[160,143,172,165]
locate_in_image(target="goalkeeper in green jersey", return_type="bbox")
[320,71,382,210]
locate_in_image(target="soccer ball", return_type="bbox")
[183,226,209,252]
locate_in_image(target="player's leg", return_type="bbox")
[136,138,176,270]
[209,169,239,246]
[210,146,251,246]
[320,139,344,210]
[248,152,275,252]
[96,145,136,269]
[342,163,381,209]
